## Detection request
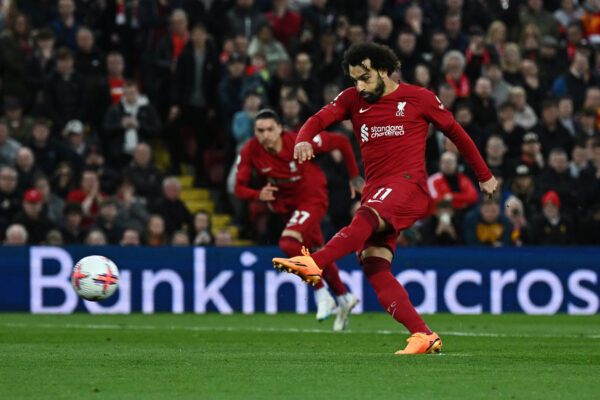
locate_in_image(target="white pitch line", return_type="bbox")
[2,322,600,340]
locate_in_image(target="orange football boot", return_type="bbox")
[395,332,443,355]
[272,247,322,285]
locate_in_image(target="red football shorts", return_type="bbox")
[282,197,328,250]
[359,180,431,256]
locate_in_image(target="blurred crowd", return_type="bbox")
[0,0,599,246]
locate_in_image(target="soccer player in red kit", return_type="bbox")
[235,109,363,330]
[273,42,498,353]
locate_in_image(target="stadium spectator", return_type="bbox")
[33,174,64,226]
[227,0,269,38]
[102,80,161,168]
[115,178,149,233]
[169,22,219,180]
[151,176,192,236]
[85,228,107,245]
[144,214,168,246]
[569,140,590,179]
[579,107,599,139]
[293,52,321,106]
[123,143,163,201]
[396,29,424,85]
[504,195,529,246]
[3,97,34,146]
[44,46,85,132]
[67,168,106,228]
[537,36,565,88]
[444,12,468,52]
[579,138,600,210]
[454,101,485,153]
[516,132,545,177]
[52,0,79,49]
[60,202,86,244]
[83,146,119,195]
[418,199,462,246]
[520,58,545,114]
[538,148,580,216]
[120,228,140,246]
[427,152,478,213]
[486,20,507,60]
[4,223,28,245]
[485,135,509,178]
[189,210,214,246]
[509,86,537,131]
[50,161,76,199]
[0,119,21,165]
[470,77,497,131]
[74,26,103,77]
[14,148,39,192]
[486,62,512,110]
[554,1,585,32]
[24,28,56,112]
[557,95,577,137]
[0,12,29,101]
[500,42,522,86]
[28,118,76,177]
[171,230,190,246]
[11,189,54,244]
[553,49,600,111]
[232,91,262,149]
[215,229,233,246]
[536,99,574,158]
[44,229,63,245]
[266,0,301,46]
[464,198,513,247]
[248,22,289,75]
[442,50,469,98]
[520,0,559,38]
[426,30,449,83]
[577,204,600,245]
[372,15,394,49]
[91,197,123,245]
[529,190,574,245]
[62,119,92,164]
[413,63,433,89]
[0,165,21,234]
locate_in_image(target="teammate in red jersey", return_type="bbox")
[273,42,498,353]
[235,109,362,330]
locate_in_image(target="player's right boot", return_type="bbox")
[333,293,359,331]
[315,288,336,321]
[395,332,442,354]
[272,247,322,285]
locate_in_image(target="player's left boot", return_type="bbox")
[395,332,442,354]
[315,288,336,321]
[333,293,359,331]
[272,247,322,285]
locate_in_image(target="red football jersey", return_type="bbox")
[297,83,492,187]
[234,130,358,214]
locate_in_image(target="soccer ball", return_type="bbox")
[71,255,120,301]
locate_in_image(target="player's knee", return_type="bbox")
[352,206,383,232]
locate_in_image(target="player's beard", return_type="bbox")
[360,73,385,103]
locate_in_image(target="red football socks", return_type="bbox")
[311,207,380,268]
[362,256,432,335]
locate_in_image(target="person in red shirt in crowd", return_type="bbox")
[427,151,478,213]
[235,109,361,331]
[274,42,496,354]
[266,0,301,46]
[67,168,106,229]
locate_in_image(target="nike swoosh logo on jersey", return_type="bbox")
[359,107,372,113]
[260,167,272,173]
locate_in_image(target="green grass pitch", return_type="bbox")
[1,313,599,399]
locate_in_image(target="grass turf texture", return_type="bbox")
[1,313,599,399]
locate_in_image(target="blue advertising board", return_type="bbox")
[0,246,598,314]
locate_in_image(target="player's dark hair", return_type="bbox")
[342,41,401,76]
[255,108,281,125]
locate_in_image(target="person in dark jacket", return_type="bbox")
[150,176,192,237]
[25,27,56,113]
[0,12,29,101]
[102,80,160,168]
[11,189,55,244]
[28,117,79,177]
[123,142,164,201]
[168,22,219,180]
[0,166,22,235]
[529,190,575,245]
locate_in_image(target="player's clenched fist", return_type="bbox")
[294,141,315,163]
[259,182,279,201]
[479,176,498,198]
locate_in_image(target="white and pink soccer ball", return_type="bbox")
[71,255,120,301]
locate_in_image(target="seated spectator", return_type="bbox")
[504,195,529,246]
[60,202,86,244]
[15,147,40,191]
[215,229,233,246]
[495,101,526,158]
[171,230,190,246]
[509,86,537,130]
[427,151,478,214]
[151,177,192,236]
[537,148,580,216]
[454,102,485,152]
[102,80,160,167]
[443,50,470,98]
[44,229,63,246]
[67,168,106,228]
[4,223,28,245]
[579,107,599,139]
[11,189,54,244]
[579,138,600,210]
[266,0,301,46]
[115,178,149,232]
[553,49,600,111]
[91,198,124,245]
[557,95,577,137]
[232,91,262,150]
[577,204,600,245]
[486,62,512,109]
[44,47,85,132]
[515,132,545,177]
[509,164,539,219]
[485,135,510,178]
[470,77,497,131]
[570,140,590,179]
[120,228,141,246]
[74,26,104,77]
[25,28,56,113]
[189,210,214,246]
[0,119,21,165]
[144,214,168,246]
[2,97,34,145]
[29,118,77,177]
[464,198,513,247]
[292,51,321,106]
[419,200,462,246]
[248,22,289,76]
[85,228,107,246]
[63,119,93,164]
[34,174,65,226]
[0,166,21,233]
[123,143,164,200]
[51,161,77,199]
[529,190,574,245]
[83,146,119,195]
[535,99,574,158]
[52,0,80,49]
